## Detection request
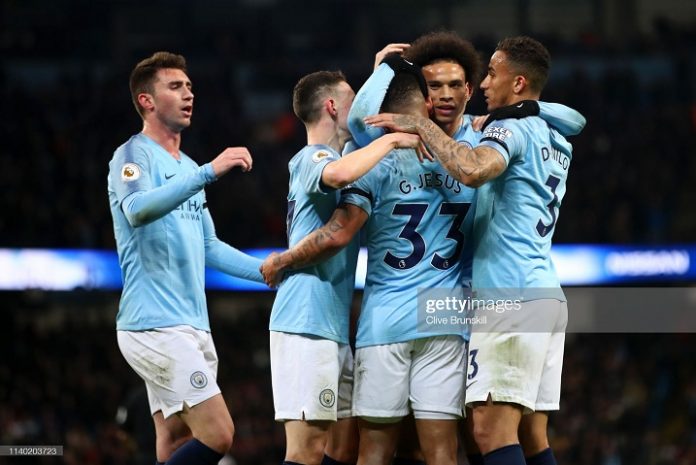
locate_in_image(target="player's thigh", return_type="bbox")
[410,335,466,420]
[178,393,233,444]
[357,417,402,465]
[414,418,459,464]
[270,331,345,421]
[117,325,221,419]
[353,342,412,421]
[326,417,358,463]
[152,410,191,457]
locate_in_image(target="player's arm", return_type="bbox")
[202,207,265,284]
[472,100,586,137]
[537,102,586,136]
[373,43,410,70]
[120,163,216,227]
[321,132,421,189]
[261,204,367,287]
[119,147,252,227]
[364,113,506,187]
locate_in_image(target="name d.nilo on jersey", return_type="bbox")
[542,146,570,170]
[399,171,462,195]
[175,199,204,221]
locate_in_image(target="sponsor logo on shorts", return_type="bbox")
[319,389,336,408]
[190,371,208,389]
[121,163,141,182]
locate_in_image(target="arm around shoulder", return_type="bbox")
[321,133,419,189]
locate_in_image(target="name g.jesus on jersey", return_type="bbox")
[399,171,463,194]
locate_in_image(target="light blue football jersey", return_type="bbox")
[342,149,476,348]
[474,117,573,300]
[108,133,263,332]
[269,145,359,344]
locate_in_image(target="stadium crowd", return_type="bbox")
[2,25,695,249]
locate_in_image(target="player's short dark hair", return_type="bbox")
[404,31,482,87]
[380,73,424,115]
[496,36,550,94]
[292,71,347,125]
[129,51,187,118]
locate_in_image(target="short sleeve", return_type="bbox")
[478,119,526,166]
[297,148,341,195]
[340,167,380,217]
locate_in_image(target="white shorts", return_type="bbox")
[270,331,354,421]
[117,325,221,419]
[465,299,567,413]
[353,336,466,421]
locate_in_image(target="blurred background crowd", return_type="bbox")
[1,0,695,464]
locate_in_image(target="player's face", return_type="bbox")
[334,81,356,134]
[422,60,471,129]
[480,51,516,111]
[148,68,194,132]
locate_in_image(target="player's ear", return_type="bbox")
[512,75,527,95]
[325,98,338,118]
[425,96,434,113]
[138,93,155,113]
[465,82,473,101]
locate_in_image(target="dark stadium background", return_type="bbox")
[1,0,695,464]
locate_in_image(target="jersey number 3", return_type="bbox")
[536,175,560,237]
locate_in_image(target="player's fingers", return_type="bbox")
[420,141,434,161]
[385,44,409,56]
[364,115,389,127]
[415,146,425,163]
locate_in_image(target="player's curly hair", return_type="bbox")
[404,31,482,87]
[292,70,347,125]
[129,51,187,118]
[496,36,550,94]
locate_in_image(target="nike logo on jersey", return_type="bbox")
[165,173,176,180]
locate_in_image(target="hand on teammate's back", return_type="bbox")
[385,132,433,162]
[210,147,253,178]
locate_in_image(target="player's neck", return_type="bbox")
[508,92,540,106]
[306,120,343,153]
[142,121,182,159]
[440,115,463,138]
